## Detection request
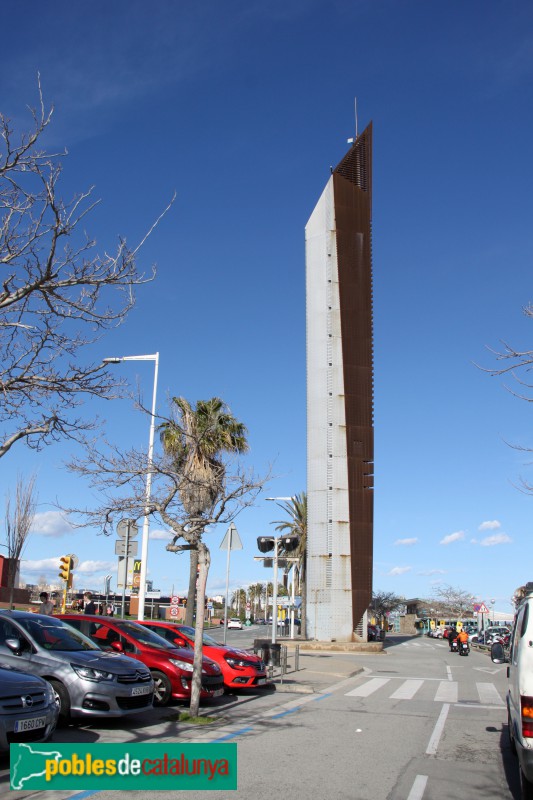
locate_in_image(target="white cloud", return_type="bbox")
[22,557,63,573]
[76,560,116,574]
[480,533,512,547]
[478,520,501,532]
[417,569,446,576]
[150,529,172,540]
[439,531,465,546]
[31,511,74,537]
[394,538,418,546]
[388,566,412,576]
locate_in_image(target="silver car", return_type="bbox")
[0,664,58,751]
[0,611,153,719]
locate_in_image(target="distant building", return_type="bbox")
[306,124,374,641]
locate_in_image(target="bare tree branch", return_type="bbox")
[0,81,174,457]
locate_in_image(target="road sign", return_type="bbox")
[478,603,490,614]
[117,519,139,539]
[219,524,243,551]
[115,540,138,557]
[171,595,180,606]
[169,606,179,617]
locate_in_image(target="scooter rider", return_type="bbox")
[448,627,458,651]
[457,628,469,649]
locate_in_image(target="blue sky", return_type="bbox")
[1,1,532,614]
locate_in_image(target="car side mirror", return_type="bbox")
[5,637,23,655]
[491,641,507,664]
[173,638,189,648]
[110,641,124,653]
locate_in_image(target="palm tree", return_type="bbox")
[274,492,307,637]
[160,397,249,626]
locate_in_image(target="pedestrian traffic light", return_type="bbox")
[257,536,275,554]
[58,555,73,584]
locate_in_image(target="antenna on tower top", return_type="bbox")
[347,97,358,145]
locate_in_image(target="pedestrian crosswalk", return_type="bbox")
[344,676,504,706]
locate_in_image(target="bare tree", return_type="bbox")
[4,474,37,606]
[433,585,474,619]
[371,590,405,623]
[65,414,269,717]
[0,80,172,458]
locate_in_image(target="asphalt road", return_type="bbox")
[1,632,519,800]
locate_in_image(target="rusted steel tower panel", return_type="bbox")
[306,123,374,640]
[333,123,374,630]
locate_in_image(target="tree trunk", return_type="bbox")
[189,543,210,717]
[185,548,199,627]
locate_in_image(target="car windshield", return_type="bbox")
[178,625,220,647]
[114,621,176,650]
[17,617,99,651]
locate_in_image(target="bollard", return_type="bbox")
[295,644,300,671]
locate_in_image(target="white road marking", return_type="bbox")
[476,682,505,705]
[426,703,450,755]
[389,679,424,700]
[434,681,458,703]
[407,774,428,800]
[345,678,390,697]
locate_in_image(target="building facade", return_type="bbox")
[305,124,374,641]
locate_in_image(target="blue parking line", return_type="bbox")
[214,726,253,741]
[68,791,100,800]
[312,692,333,701]
[271,707,300,719]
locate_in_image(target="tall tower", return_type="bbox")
[305,124,374,642]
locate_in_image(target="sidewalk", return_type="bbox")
[265,645,367,693]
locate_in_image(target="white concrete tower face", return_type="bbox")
[305,179,353,642]
[305,125,374,643]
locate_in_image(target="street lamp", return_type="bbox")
[103,353,159,621]
[491,598,496,625]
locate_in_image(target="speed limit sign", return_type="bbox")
[171,595,180,606]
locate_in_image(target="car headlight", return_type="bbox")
[71,664,114,682]
[169,658,193,673]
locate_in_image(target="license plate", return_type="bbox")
[14,716,46,732]
[257,678,267,685]
[212,689,224,697]
[131,685,152,696]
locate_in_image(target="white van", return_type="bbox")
[491,590,531,798]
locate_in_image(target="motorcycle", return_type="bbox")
[458,641,470,656]
[450,639,458,653]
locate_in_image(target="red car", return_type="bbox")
[58,615,224,706]
[138,621,268,692]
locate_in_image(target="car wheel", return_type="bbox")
[151,670,172,706]
[520,768,533,800]
[49,679,71,719]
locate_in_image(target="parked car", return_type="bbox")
[0,664,58,750]
[491,587,533,795]
[0,611,154,719]
[254,618,266,626]
[59,615,224,706]
[227,618,243,630]
[138,621,268,692]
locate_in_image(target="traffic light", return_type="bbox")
[58,555,73,586]
[257,536,275,554]
[280,535,299,552]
